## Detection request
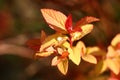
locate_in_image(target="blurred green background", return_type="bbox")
[0,0,120,80]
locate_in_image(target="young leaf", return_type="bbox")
[106,58,120,75]
[82,55,97,64]
[57,59,68,75]
[74,16,99,27]
[51,56,61,66]
[41,9,67,32]
[65,14,72,33]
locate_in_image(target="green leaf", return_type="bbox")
[57,59,68,75]
[106,58,120,75]
[82,54,97,64]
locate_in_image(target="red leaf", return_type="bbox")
[74,16,99,27]
[26,39,40,51]
[65,14,72,33]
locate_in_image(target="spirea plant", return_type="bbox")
[27,9,120,77]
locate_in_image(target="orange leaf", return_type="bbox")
[40,30,47,43]
[41,9,67,32]
[51,56,61,66]
[74,16,99,27]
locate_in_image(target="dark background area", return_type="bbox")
[0,0,120,80]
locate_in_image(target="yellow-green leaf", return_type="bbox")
[41,9,67,32]
[95,60,107,75]
[62,41,81,65]
[111,34,120,47]
[82,54,97,64]
[40,34,62,51]
[106,58,120,75]
[70,24,93,42]
[76,41,86,55]
[35,51,53,57]
[57,59,68,75]
[80,24,93,39]
[86,46,106,56]
[69,47,81,65]
[70,32,82,42]
[107,46,117,58]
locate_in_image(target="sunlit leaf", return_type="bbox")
[82,54,97,64]
[51,56,61,66]
[40,34,62,51]
[62,41,80,65]
[95,60,107,75]
[69,47,81,65]
[76,41,86,55]
[80,24,93,38]
[71,24,93,42]
[74,16,99,27]
[106,58,120,75]
[41,9,67,32]
[35,51,53,57]
[111,34,120,47]
[70,32,82,42]
[57,59,68,75]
